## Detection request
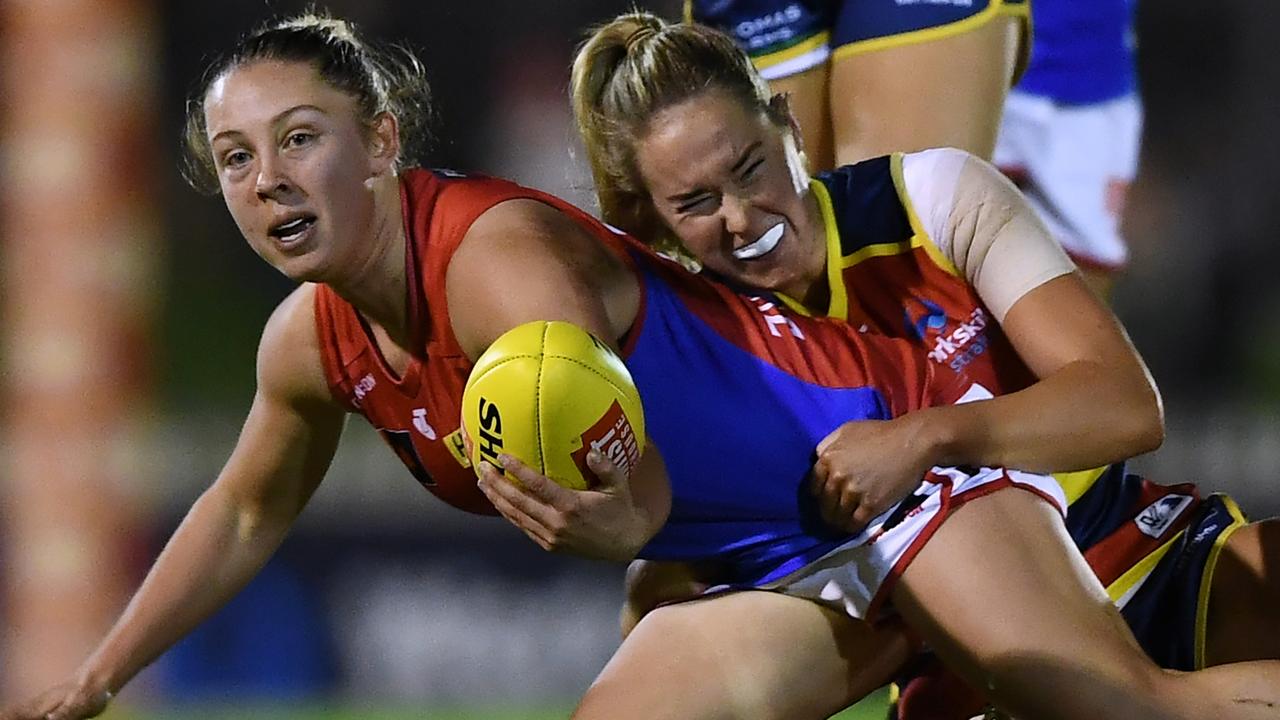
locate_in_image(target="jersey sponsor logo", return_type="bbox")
[748,295,805,339]
[411,408,437,440]
[444,428,471,468]
[352,373,377,406]
[904,296,948,341]
[904,298,991,372]
[734,3,804,47]
[1135,494,1193,539]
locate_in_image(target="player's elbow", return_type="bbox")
[1119,385,1165,458]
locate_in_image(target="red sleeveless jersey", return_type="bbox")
[312,168,634,516]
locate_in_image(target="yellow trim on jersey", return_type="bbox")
[791,154,961,304]
[1194,495,1248,669]
[1054,466,1109,506]
[753,31,833,73]
[776,180,847,320]
[889,153,961,277]
[831,1,1031,62]
[1105,531,1183,605]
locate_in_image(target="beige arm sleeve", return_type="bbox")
[901,148,1076,322]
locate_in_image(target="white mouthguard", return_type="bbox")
[732,222,784,260]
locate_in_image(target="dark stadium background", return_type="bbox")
[2,0,1277,717]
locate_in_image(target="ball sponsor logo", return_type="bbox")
[475,396,504,468]
[572,400,641,486]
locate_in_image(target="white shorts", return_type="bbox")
[993,91,1143,272]
[756,466,1066,620]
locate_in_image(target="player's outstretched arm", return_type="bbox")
[447,198,668,560]
[0,286,346,720]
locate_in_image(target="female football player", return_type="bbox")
[6,12,1280,720]
[563,10,1280,718]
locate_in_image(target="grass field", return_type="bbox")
[125,688,889,719]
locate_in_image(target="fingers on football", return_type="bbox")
[476,473,558,550]
[498,454,574,503]
[585,448,626,490]
[481,459,585,547]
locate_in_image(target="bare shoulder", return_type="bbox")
[465,198,622,267]
[447,198,638,358]
[256,283,339,412]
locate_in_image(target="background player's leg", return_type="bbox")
[574,590,910,720]
[828,15,1021,165]
[892,488,1280,720]
[1206,518,1280,665]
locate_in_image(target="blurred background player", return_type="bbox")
[993,0,1141,296]
[683,0,1029,168]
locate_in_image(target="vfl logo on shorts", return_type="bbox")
[1135,494,1194,539]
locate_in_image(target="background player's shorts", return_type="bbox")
[686,0,1030,80]
[994,90,1143,272]
[748,466,1064,620]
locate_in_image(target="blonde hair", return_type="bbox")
[571,12,779,257]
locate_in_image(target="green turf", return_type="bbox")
[124,688,889,719]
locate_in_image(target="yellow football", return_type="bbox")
[461,320,645,490]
